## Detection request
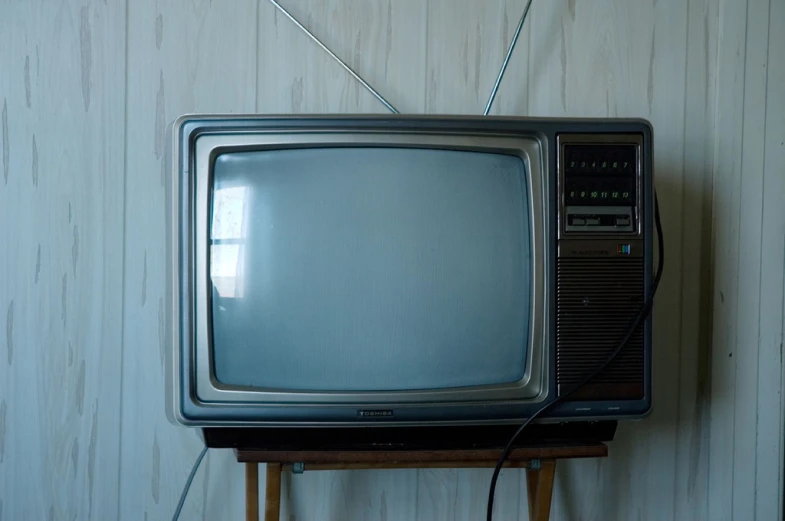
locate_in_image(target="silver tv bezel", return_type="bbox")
[168,117,560,425]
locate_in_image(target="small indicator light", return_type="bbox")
[618,244,631,255]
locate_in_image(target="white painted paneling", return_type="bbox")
[424,0,532,115]
[707,0,780,519]
[526,0,657,119]
[0,1,126,520]
[120,1,258,520]
[731,0,770,518]
[673,0,718,518]
[756,1,785,518]
[257,0,427,114]
[0,0,782,520]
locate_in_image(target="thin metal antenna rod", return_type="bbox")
[483,0,535,115]
[267,0,399,114]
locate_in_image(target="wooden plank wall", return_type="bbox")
[0,0,782,519]
[119,2,260,520]
[709,0,784,520]
[0,2,126,520]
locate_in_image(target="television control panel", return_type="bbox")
[555,133,647,402]
[558,138,640,235]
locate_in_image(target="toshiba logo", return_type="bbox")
[357,410,394,418]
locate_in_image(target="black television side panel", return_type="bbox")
[554,132,650,402]
[202,422,619,450]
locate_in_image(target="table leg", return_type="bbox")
[265,463,282,521]
[526,460,556,521]
[246,462,259,521]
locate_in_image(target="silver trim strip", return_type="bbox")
[189,131,550,406]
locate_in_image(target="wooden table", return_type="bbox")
[237,442,607,521]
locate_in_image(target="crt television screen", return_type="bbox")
[209,147,532,392]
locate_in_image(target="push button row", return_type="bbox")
[568,215,632,227]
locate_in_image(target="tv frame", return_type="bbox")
[166,114,653,427]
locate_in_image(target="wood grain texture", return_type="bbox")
[264,463,281,521]
[247,463,260,521]
[526,467,540,520]
[425,0,531,115]
[0,1,126,520]
[120,1,258,520]
[0,0,783,519]
[279,462,534,471]
[257,0,427,114]
[528,460,556,521]
[673,0,718,518]
[237,444,607,464]
[756,1,785,518]
[731,1,770,518]
[708,0,759,519]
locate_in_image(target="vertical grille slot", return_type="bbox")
[556,257,645,400]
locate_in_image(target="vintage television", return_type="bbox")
[166,114,656,441]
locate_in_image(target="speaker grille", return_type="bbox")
[556,256,645,400]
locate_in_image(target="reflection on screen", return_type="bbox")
[211,186,247,298]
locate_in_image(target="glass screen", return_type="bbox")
[209,147,531,391]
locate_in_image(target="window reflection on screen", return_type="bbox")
[211,186,247,298]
